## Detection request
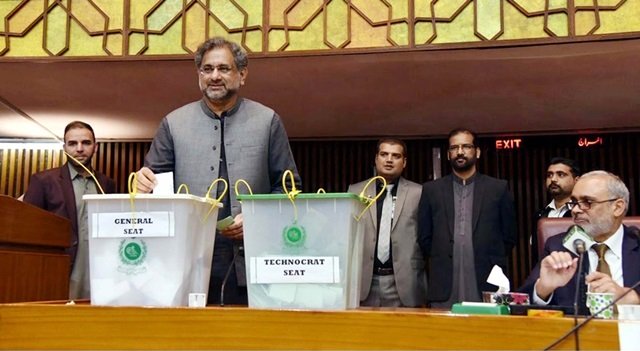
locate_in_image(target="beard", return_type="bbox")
[64,151,91,166]
[581,215,614,239]
[547,185,573,201]
[203,85,235,102]
[200,77,241,103]
[68,155,93,173]
[450,155,476,172]
[547,184,562,195]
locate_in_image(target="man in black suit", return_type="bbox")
[417,128,517,308]
[521,170,640,309]
[531,157,581,264]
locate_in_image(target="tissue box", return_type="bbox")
[482,291,530,305]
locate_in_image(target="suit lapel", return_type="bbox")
[622,226,640,287]
[471,174,484,233]
[392,177,407,232]
[443,175,455,239]
[365,181,378,231]
[60,163,79,235]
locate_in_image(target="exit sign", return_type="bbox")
[495,139,522,149]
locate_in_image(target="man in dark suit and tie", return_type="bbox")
[417,128,516,308]
[530,157,581,264]
[23,121,116,300]
[521,170,640,309]
[348,138,427,307]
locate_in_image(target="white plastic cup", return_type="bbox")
[188,293,207,308]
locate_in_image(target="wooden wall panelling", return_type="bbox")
[0,150,8,195]
[94,141,150,194]
[1,133,639,291]
[6,149,15,196]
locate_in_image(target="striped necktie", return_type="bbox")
[377,185,394,263]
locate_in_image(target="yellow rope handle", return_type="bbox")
[354,176,387,221]
[282,170,301,222]
[203,178,228,222]
[128,172,137,195]
[65,151,106,194]
[316,188,326,194]
[234,179,254,196]
[127,172,138,228]
[176,184,190,194]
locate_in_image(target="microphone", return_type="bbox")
[562,225,594,255]
[544,278,640,350]
[560,225,592,350]
[573,239,586,255]
[570,237,587,351]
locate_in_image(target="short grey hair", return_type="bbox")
[581,170,629,214]
[194,37,248,71]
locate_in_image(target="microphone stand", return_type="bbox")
[219,244,241,307]
[544,279,640,350]
[571,250,586,351]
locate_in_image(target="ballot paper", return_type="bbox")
[153,172,174,195]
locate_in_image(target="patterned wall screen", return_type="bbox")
[1,0,639,57]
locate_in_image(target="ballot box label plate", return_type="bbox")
[92,211,175,238]
[250,256,340,284]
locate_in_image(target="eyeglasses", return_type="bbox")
[199,65,234,75]
[566,198,619,211]
[448,144,475,153]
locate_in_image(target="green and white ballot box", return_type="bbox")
[84,194,220,307]
[237,192,365,310]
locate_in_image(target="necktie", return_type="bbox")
[377,185,394,263]
[594,243,612,277]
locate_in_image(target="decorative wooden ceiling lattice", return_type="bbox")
[1,0,638,57]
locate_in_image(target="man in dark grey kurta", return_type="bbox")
[418,128,516,308]
[136,37,301,305]
[431,175,479,308]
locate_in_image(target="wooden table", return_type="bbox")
[0,303,619,350]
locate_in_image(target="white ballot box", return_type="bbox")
[84,194,220,307]
[237,193,365,310]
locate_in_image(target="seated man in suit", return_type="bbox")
[348,138,427,307]
[521,170,640,310]
[23,121,116,300]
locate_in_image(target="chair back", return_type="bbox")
[537,218,574,259]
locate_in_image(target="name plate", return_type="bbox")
[92,211,174,238]
[249,256,340,284]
